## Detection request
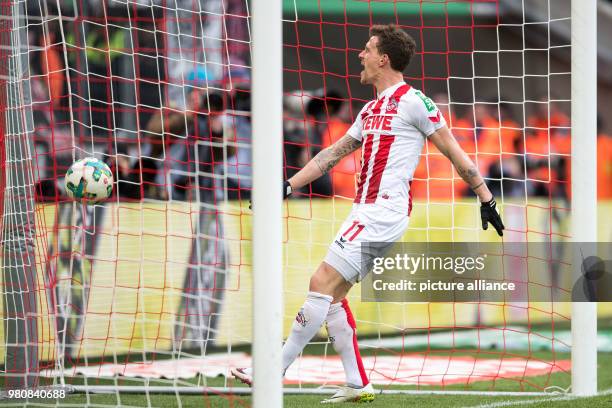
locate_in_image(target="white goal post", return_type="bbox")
[251,0,283,407]
[570,0,598,397]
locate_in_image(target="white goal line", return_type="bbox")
[68,385,557,397]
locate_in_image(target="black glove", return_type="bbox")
[283,180,293,199]
[250,181,292,209]
[481,197,505,236]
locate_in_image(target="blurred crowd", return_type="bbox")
[285,92,612,203]
[26,3,612,205]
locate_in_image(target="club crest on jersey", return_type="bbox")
[295,309,308,327]
[386,97,398,112]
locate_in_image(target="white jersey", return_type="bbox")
[347,82,446,214]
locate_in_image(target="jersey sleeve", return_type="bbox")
[402,90,447,138]
[346,104,368,142]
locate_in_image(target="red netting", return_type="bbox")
[281,0,572,394]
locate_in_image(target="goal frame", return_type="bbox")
[251,0,283,407]
[570,0,598,397]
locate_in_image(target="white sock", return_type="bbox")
[282,291,333,372]
[326,299,369,388]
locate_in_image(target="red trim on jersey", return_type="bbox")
[371,96,385,115]
[354,85,410,205]
[360,100,376,120]
[365,135,395,203]
[341,298,369,387]
[429,111,442,123]
[385,84,411,114]
[408,180,413,216]
[354,134,374,202]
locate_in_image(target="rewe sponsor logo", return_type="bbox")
[363,114,392,131]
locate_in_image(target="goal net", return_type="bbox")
[281,0,581,395]
[0,0,605,404]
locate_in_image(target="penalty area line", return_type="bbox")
[461,387,612,408]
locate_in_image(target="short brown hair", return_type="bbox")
[369,24,416,72]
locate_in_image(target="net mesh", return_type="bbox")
[282,0,573,393]
[2,0,252,403]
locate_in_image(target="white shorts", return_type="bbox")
[324,204,409,284]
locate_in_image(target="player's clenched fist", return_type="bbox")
[480,197,505,236]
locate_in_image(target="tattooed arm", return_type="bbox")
[429,126,493,202]
[288,134,362,190]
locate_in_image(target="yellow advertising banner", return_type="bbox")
[0,199,611,362]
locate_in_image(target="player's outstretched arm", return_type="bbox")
[429,126,505,236]
[284,134,361,197]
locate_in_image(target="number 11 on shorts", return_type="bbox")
[342,221,365,242]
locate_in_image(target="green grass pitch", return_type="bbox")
[4,351,610,407]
